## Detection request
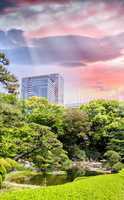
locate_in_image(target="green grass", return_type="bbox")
[0,173,124,200]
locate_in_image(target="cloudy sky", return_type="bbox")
[0,0,124,103]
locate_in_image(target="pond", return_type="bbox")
[29,173,69,186]
[27,170,105,186]
[7,171,71,186]
[7,169,104,186]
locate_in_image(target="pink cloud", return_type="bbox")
[25,23,107,39]
[80,64,124,92]
[24,1,124,39]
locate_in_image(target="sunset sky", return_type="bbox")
[0,0,124,103]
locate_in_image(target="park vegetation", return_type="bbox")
[0,93,124,187]
[0,53,124,198]
[0,94,124,172]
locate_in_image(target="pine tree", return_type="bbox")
[0,52,18,94]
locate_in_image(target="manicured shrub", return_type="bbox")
[67,166,85,181]
[5,158,21,171]
[104,150,121,169]
[119,169,124,176]
[0,158,11,172]
[0,165,6,181]
[112,162,124,172]
[0,157,23,188]
[0,158,22,173]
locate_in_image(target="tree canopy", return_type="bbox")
[0,94,124,171]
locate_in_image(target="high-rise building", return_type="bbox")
[21,74,64,104]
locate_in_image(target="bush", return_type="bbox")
[0,158,11,172]
[67,166,85,181]
[0,158,24,172]
[112,162,124,173]
[0,165,6,181]
[0,157,23,188]
[104,150,121,168]
[119,169,124,176]
[5,158,22,171]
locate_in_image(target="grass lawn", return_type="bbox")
[0,173,124,200]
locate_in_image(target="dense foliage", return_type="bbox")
[80,100,124,163]
[0,95,70,171]
[0,94,124,172]
[0,158,21,187]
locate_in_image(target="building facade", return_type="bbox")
[21,74,64,104]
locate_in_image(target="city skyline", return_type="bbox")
[0,0,124,103]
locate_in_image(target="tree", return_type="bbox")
[1,123,71,171]
[0,95,71,171]
[29,124,71,171]
[1,93,124,172]
[80,99,123,160]
[59,108,90,160]
[0,52,18,94]
[107,119,124,161]
[25,97,64,135]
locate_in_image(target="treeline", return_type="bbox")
[0,94,124,172]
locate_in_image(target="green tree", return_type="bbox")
[12,124,71,171]
[0,52,18,94]
[0,115,70,171]
[59,108,90,160]
[107,119,124,160]
[25,97,64,135]
[80,99,123,160]
[0,95,71,171]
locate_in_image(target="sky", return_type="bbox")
[0,0,124,104]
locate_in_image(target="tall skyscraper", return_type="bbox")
[21,74,64,104]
